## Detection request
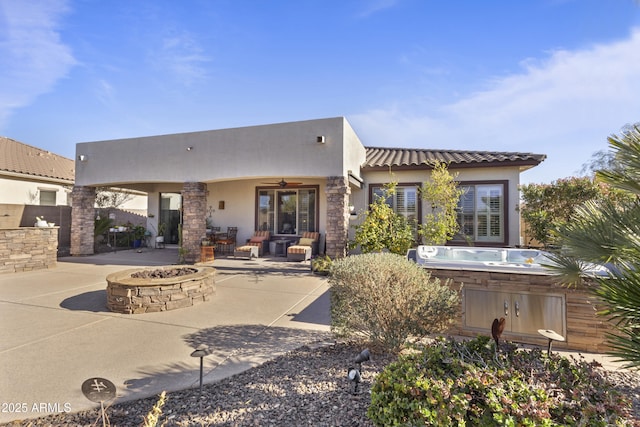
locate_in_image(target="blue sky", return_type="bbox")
[1,0,639,184]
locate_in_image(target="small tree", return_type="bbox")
[95,187,135,209]
[419,161,464,245]
[350,182,415,255]
[550,124,640,368]
[520,176,633,248]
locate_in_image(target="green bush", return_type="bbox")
[368,336,632,426]
[311,255,333,275]
[328,253,459,352]
[350,182,416,255]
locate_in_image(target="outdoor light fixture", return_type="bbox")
[186,146,194,151]
[347,367,361,394]
[538,329,565,356]
[346,349,370,394]
[354,348,370,374]
[316,135,325,144]
[190,344,210,394]
[78,154,87,162]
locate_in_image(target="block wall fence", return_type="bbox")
[0,227,58,274]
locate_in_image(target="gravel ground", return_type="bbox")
[3,341,639,427]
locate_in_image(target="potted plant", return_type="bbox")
[133,225,146,248]
[156,223,167,244]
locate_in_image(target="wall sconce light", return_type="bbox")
[218,201,225,210]
[349,204,355,215]
[316,136,325,144]
[186,146,194,151]
[78,154,87,162]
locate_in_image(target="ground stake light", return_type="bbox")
[354,349,370,374]
[347,367,362,394]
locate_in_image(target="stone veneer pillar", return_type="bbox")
[181,182,207,263]
[325,176,351,259]
[70,186,96,256]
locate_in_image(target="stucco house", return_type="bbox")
[71,117,545,261]
[0,136,75,207]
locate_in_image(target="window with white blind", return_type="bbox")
[39,190,56,206]
[456,182,506,244]
[257,187,317,235]
[370,185,420,239]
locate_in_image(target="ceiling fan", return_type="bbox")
[261,178,303,188]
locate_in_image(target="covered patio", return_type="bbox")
[71,117,366,262]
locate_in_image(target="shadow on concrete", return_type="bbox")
[58,248,180,267]
[122,361,202,398]
[183,324,331,358]
[60,290,110,312]
[287,289,331,326]
[212,261,312,276]
[120,324,332,400]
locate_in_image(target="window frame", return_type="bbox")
[255,185,319,236]
[368,182,422,234]
[38,189,57,206]
[454,180,509,246]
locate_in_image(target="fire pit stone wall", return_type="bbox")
[106,266,215,314]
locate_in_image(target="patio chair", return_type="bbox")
[216,226,238,254]
[287,232,320,261]
[207,226,221,244]
[244,230,271,256]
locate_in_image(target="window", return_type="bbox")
[257,187,317,234]
[370,184,420,240]
[39,190,56,206]
[456,182,506,244]
[371,185,418,224]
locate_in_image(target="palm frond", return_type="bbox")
[597,125,640,195]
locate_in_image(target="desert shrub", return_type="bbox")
[368,336,632,426]
[328,253,459,352]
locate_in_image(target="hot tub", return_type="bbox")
[411,245,553,274]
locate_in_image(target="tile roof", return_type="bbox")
[364,146,546,170]
[0,136,75,182]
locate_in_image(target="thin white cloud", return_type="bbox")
[356,0,400,18]
[0,0,76,128]
[148,31,211,86]
[95,79,115,106]
[351,28,640,182]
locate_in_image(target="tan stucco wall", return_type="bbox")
[0,176,70,205]
[75,117,366,189]
[355,166,522,247]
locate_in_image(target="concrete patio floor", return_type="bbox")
[0,247,331,423]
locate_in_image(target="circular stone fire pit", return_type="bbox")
[106,266,215,314]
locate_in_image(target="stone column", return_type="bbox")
[70,186,96,256]
[181,182,207,263]
[325,176,351,259]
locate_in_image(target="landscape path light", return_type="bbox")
[191,344,210,394]
[538,329,565,356]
